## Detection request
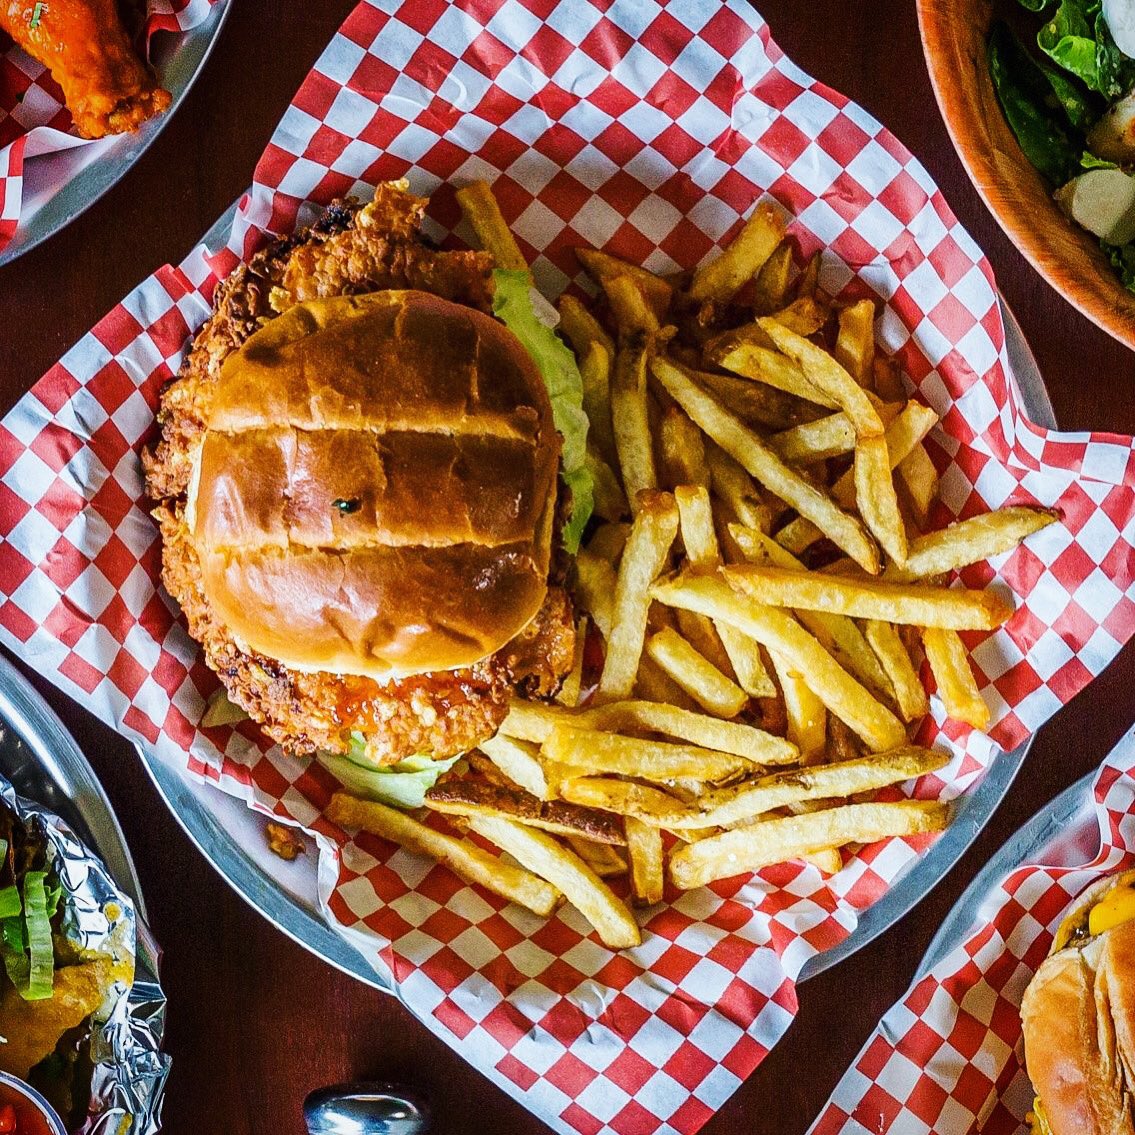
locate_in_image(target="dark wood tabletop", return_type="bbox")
[2,3,1133,1132]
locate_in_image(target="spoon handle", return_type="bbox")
[303,1081,432,1135]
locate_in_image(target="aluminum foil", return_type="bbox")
[1,775,168,1134]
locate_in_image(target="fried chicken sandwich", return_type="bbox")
[144,183,589,775]
[1020,867,1135,1135]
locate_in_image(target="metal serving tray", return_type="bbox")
[0,0,232,267]
[135,199,1055,992]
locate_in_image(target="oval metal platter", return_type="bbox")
[0,0,232,267]
[135,198,1056,993]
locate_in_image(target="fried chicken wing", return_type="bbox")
[2,0,171,138]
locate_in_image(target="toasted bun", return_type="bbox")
[188,289,560,680]
[1021,871,1135,1135]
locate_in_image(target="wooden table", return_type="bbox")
[2,3,1133,1132]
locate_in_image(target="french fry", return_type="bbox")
[898,443,939,527]
[706,443,775,532]
[832,401,939,507]
[834,299,875,386]
[752,241,794,314]
[576,246,672,321]
[625,816,664,906]
[864,620,929,723]
[651,356,880,572]
[574,551,616,639]
[724,564,1013,630]
[691,368,815,431]
[689,202,786,302]
[543,725,754,782]
[793,252,820,300]
[674,607,733,674]
[669,800,949,888]
[658,407,711,489]
[873,353,907,403]
[711,342,838,408]
[327,793,561,916]
[580,340,617,467]
[633,653,701,712]
[587,521,629,564]
[456,181,528,273]
[425,779,625,844]
[558,293,615,360]
[827,714,861,763]
[770,413,857,463]
[804,848,844,875]
[560,777,700,828]
[922,627,990,730]
[770,652,827,763]
[646,626,749,718]
[556,616,588,708]
[586,447,629,522]
[770,296,828,337]
[604,273,661,335]
[479,733,552,800]
[854,433,909,566]
[469,815,641,949]
[896,507,1058,580]
[676,484,775,698]
[597,491,679,702]
[566,836,628,878]
[650,574,907,751]
[612,339,658,510]
[758,318,883,436]
[775,517,825,556]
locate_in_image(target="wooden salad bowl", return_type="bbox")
[917,0,1135,350]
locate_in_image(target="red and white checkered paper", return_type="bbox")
[0,0,220,255]
[810,728,1135,1135]
[3,2,1135,1132]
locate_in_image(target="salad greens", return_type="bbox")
[0,819,63,1002]
[319,735,462,808]
[491,269,594,553]
[989,1,1135,292]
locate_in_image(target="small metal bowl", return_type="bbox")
[0,1071,68,1135]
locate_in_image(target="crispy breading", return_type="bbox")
[145,189,572,763]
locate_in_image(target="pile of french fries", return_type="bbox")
[327,184,1058,952]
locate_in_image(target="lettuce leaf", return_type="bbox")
[1037,0,1135,100]
[318,741,462,809]
[491,269,593,552]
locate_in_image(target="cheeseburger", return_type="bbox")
[144,183,580,767]
[1021,868,1135,1135]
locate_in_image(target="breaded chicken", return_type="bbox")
[145,186,574,763]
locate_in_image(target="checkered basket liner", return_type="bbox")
[0,0,221,254]
[809,726,1135,1135]
[2,2,1135,1132]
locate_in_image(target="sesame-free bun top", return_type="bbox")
[187,289,560,680]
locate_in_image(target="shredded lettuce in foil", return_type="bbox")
[319,736,462,809]
[491,269,593,552]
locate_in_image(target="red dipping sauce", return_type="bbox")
[0,1081,65,1135]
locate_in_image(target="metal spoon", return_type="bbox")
[303,1082,431,1135]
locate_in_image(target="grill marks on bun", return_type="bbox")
[190,289,561,682]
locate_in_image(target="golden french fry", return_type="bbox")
[896,507,1058,580]
[658,407,711,490]
[556,616,589,709]
[922,627,990,730]
[561,777,699,828]
[668,800,949,889]
[633,653,701,712]
[597,491,678,701]
[612,339,658,510]
[706,443,775,532]
[586,447,629,523]
[604,274,661,336]
[770,651,826,763]
[580,340,617,467]
[625,816,664,906]
[834,299,875,386]
[558,293,616,361]
[898,443,939,527]
[689,202,786,302]
[566,836,628,878]
[469,816,641,949]
[586,521,629,564]
[752,241,794,314]
[770,295,828,337]
[456,181,529,273]
[646,626,749,718]
[794,252,820,300]
[712,342,838,408]
[832,401,939,507]
[864,620,929,723]
[676,484,775,697]
[724,563,1013,630]
[650,574,907,751]
[574,551,616,640]
[691,368,815,432]
[479,733,553,800]
[543,725,753,782]
[873,354,907,403]
[651,356,880,572]
[327,793,561,916]
[576,246,672,321]
[775,517,825,556]
[770,413,857,463]
[758,318,883,436]
[674,607,733,674]
[804,848,844,875]
[855,433,909,566]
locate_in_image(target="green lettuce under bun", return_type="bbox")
[318,738,463,809]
